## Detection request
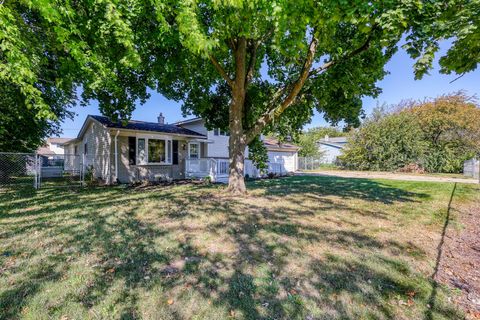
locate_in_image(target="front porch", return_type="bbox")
[185,158,286,183]
[185,158,230,183]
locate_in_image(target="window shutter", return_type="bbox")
[172,140,179,165]
[128,137,136,165]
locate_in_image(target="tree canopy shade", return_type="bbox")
[2,1,478,192]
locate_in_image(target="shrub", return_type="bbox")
[338,112,426,171]
[339,92,480,173]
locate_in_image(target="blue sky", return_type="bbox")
[59,41,480,138]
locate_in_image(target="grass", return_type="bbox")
[0,176,479,320]
[300,168,472,179]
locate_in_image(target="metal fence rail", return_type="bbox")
[0,152,84,190]
[0,152,37,189]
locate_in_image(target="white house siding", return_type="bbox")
[82,121,111,182]
[318,144,343,164]
[180,121,208,136]
[206,130,230,158]
[63,142,81,172]
[179,119,230,158]
[268,151,297,173]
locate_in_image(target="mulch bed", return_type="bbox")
[435,204,480,319]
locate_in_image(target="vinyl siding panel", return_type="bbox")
[82,121,111,182]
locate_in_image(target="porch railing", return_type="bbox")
[185,157,288,183]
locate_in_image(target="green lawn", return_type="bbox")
[0,176,478,319]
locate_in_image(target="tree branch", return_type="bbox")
[245,36,318,143]
[309,28,375,78]
[245,40,259,85]
[209,55,234,88]
[245,29,377,144]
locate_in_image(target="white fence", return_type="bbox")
[463,158,480,180]
[185,158,290,183]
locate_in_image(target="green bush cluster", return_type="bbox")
[338,93,480,173]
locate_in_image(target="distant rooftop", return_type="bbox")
[48,137,73,145]
[263,137,300,151]
[317,136,347,149]
[318,136,347,143]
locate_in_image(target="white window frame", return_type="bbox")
[188,142,200,159]
[136,135,172,165]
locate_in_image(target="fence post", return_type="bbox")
[33,153,38,189]
[81,154,85,186]
[37,154,42,189]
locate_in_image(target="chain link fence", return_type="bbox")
[297,156,328,171]
[0,152,38,189]
[0,152,84,190]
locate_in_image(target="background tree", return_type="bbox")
[0,81,74,152]
[340,92,480,173]
[338,112,426,171]
[407,92,480,172]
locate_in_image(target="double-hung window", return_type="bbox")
[136,137,172,165]
[188,142,200,159]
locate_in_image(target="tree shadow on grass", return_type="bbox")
[0,177,460,319]
[249,175,430,204]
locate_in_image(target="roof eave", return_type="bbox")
[107,127,207,139]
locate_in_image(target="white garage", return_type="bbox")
[263,138,299,174]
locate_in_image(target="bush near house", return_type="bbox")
[339,92,480,173]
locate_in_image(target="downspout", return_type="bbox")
[114,130,120,184]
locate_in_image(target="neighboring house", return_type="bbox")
[37,138,73,159]
[317,135,347,164]
[63,114,299,184]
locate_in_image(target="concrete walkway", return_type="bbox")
[297,170,479,184]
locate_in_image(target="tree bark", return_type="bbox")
[226,37,247,194]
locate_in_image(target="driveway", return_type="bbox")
[297,170,479,184]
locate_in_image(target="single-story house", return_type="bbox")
[37,137,73,159]
[63,114,299,184]
[317,135,347,164]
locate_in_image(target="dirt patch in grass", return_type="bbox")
[434,203,480,319]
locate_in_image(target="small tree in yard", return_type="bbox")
[2,0,478,193]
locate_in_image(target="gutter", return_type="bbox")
[114,130,120,183]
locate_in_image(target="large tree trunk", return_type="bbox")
[227,83,247,194]
[226,37,248,194]
[227,129,246,194]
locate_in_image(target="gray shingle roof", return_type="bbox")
[90,115,206,137]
